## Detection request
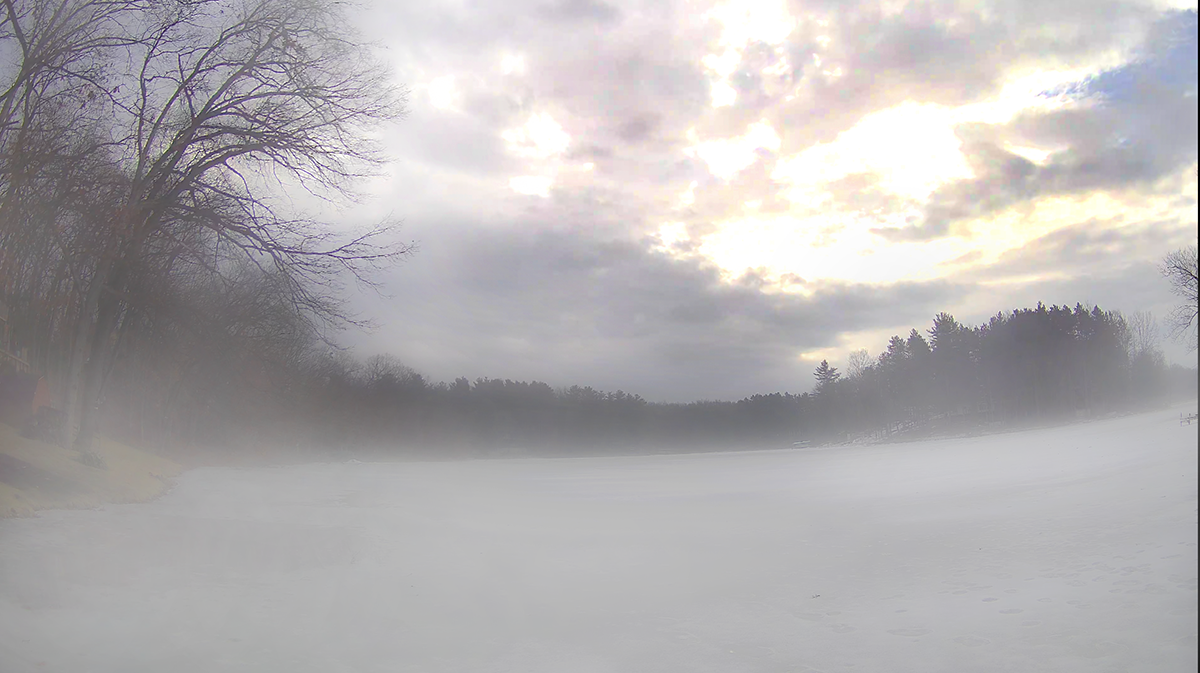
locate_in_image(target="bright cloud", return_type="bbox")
[951,68,1109,124]
[709,80,738,107]
[678,181,698,209]
[707,0,795,48]
[701,0,796,106]
[769,68,1125,207]
[503,113,571,158]
[427,76,458,110]
[502,113,574,199]
[696,171,1197,290]
[509,176,554,197]
[773,102,975,203]
[691,59,1175,287]
[686,120,782,181]
[697,212,961,287]
[1005,144,1055,165]
[501,54,526,75]
[656,222,690,252]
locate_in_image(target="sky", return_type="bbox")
[331,0,1198,402]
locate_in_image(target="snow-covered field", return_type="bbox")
[1,407,1196,673]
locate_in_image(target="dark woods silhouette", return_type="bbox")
[82,302,1197,460]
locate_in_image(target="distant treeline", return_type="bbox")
[95,302,1197,458]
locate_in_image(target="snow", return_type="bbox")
[1,407,1196,672]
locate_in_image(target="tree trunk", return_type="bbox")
[72,287,123,453]
[62,259,110,449]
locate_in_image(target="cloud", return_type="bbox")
[966,212,1197,283]
[386,106,518,178]
[337,1,1199,401]
[537,0,621,23]
[346,216,960,400]
[874,9,1197,241]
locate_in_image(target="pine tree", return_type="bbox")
[906,329,931,357]
[813,359,841,394]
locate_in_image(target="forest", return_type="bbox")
[83,301,1200,458]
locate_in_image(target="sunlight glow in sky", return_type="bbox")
[677,181,698,209]
[694,178,1197,290]
[685,120,782,181]
[509,175,554,197]
[503,113,573,196]
[501,53,526,75]
[503,113,571,158]
[1005,144,1055,165]
[697,213,957,287]
[656,222,690,251]
[702,0,796,106]
[773,102,976,203]
[685,63,1175,287]
[427,76,458,110]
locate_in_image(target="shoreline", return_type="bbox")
[0,424,182,518]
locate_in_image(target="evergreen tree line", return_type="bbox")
[89,301,1195,460]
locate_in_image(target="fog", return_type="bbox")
[0,1,1197,670]
[2,406,1195,672]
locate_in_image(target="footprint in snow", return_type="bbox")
[953,635,990,647]
[888,628,930,637]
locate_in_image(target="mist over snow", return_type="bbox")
[0,0,1196,670]
[2,406,1196,672]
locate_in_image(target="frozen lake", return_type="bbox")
[1,408,1196,672]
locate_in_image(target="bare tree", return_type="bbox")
[2,0,413,452]
[0,0,141,146]
[1127,310,1159,357]
[846,348,870,380]
[1161,245,1198,350]
[0,2,152,433]
[363,354,414,389]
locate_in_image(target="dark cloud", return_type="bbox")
[537,0,621,24]
[386,107,519,178]
[566,143,614,160]
[346,217,960,401]
[615,114,661,143]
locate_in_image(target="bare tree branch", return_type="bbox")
[1161,245,1198,351]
